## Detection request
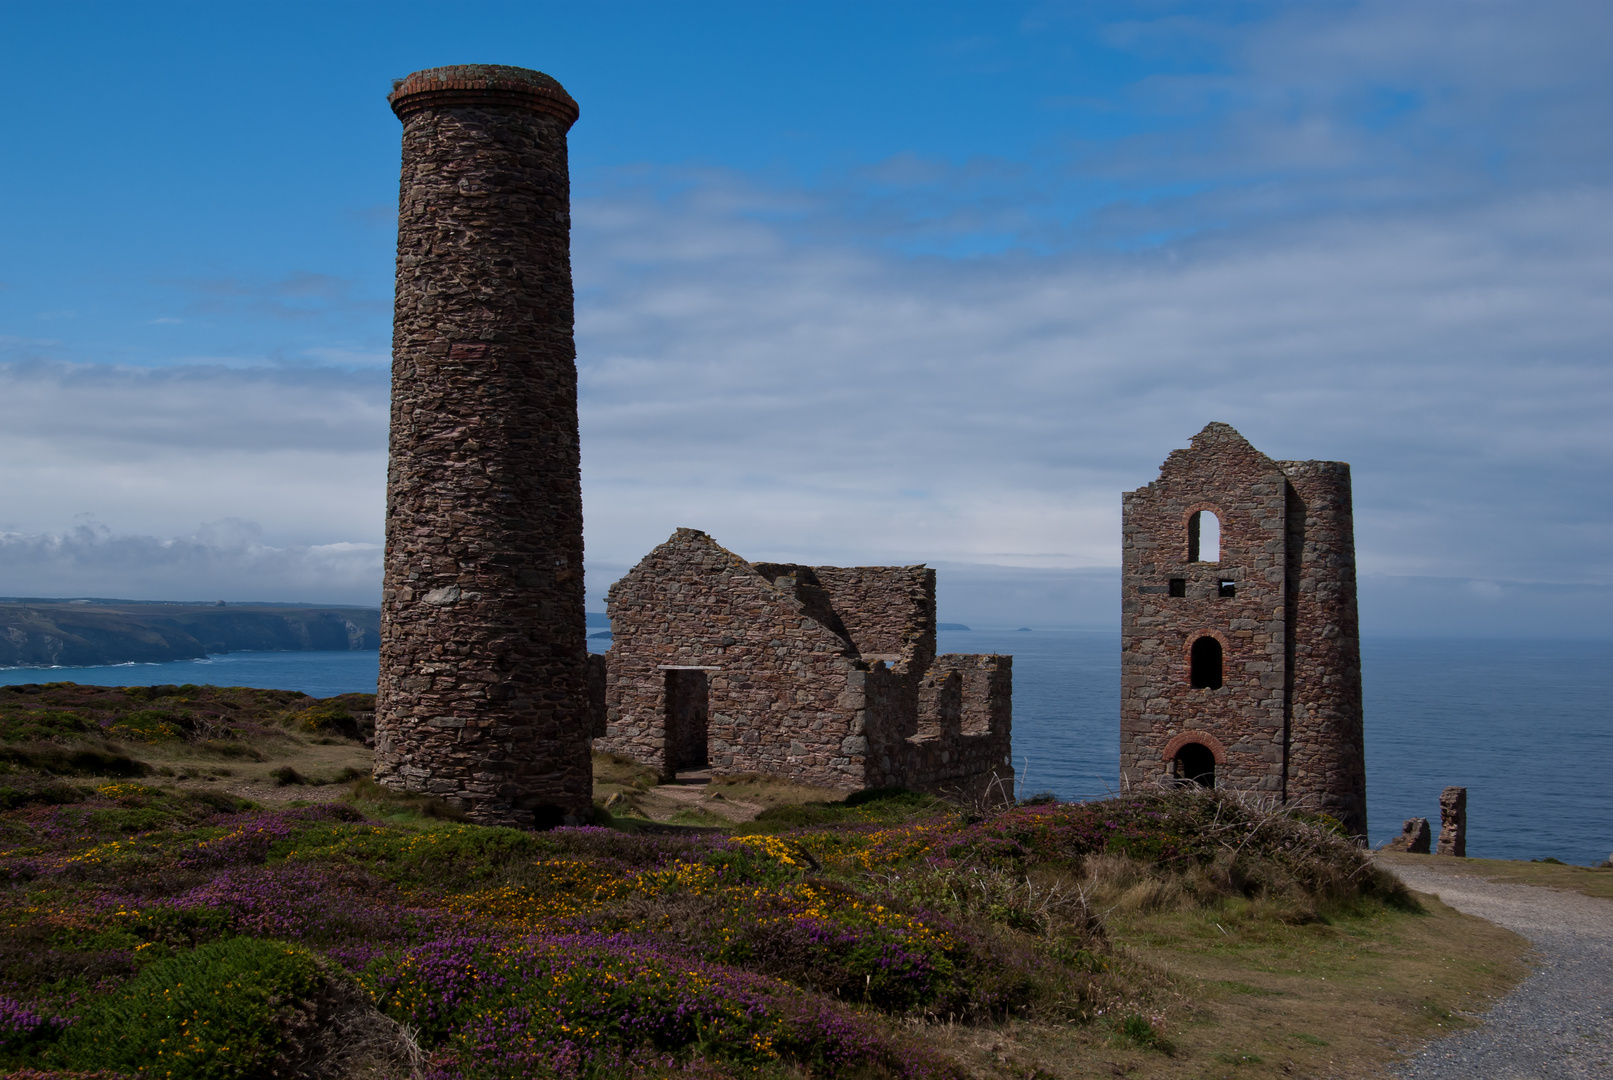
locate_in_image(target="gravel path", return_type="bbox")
[1387,860,1613,1079]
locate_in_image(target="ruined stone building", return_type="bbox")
[374,66,594,827]
[1119,423,1367,836]
[595,529,1013,798]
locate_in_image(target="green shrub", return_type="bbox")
[0,781,85,811]
[288,704,360,741]
[107,710,186,743]
[0,745,149,778]
[46,939,327,1079]
[0,708,97,743]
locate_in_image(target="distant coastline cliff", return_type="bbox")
[0,601,380,668]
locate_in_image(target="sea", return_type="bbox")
[4,631,1608,865]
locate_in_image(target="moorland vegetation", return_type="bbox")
[0,682,1526,1079]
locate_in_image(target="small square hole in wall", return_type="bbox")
[1218,581,1236,598]
[1169,579,1186,597]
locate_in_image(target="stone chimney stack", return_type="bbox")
[374,65,591,827]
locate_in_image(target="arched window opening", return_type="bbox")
[1173,742,1216,788]
[1188,510,1221,563]
[1190,635,1223,689]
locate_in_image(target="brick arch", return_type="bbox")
[1162,729,1227,765]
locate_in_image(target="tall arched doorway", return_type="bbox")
[1174,742,1216,787]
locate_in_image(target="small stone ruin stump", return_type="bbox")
[1385,817,1432,854]
[1437,786,1467,857]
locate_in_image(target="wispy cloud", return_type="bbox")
[0,362,386,544]
[3,1,1608,635]
[573,178,1613,586]
[0,519,382,606]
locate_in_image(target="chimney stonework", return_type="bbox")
[373,66,591,827]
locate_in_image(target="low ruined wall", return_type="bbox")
[865,653,1012,799]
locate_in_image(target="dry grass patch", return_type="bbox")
[1378,850,1613,900]
[590,755,851,825]
[138,735,372,804]
[706,771,860,809]
[0,681,376,806]
[914,892,1525,1079]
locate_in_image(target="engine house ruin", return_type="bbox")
[1119,423,1367,836]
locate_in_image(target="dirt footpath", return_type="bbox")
[1385,858,1613,1079]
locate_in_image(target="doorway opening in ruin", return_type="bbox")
[1190,635,1224,689]
[1174,742,1216,787]
[665,669,710,772]
[1189,510,1221,563]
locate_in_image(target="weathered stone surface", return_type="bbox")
[596,529,1012,800]
[1119,423,1367,837]
[1438,786,1467,857]
[373,65,591,827]
[1386,817,1432,854]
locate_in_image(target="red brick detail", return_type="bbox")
[448,343,489,360]
[389,64,580,127]
[1163,729,1227,765]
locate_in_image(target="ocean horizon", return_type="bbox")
[5,631,1607,865]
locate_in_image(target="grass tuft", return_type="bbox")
[344,774,469,822]
[1110,1013,1175,1055]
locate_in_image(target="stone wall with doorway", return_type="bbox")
[598,528,1013,799]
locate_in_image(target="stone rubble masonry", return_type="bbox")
[1386,817,1433,854]
[1438,786,1468,857]
[374,65,592,828]
[1119,422,1367,837]
[596,528,1013,799]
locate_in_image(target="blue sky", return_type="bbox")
[1,1,1610,634]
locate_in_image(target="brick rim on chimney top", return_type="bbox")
[387,64,580,127]
[374,64,592,828]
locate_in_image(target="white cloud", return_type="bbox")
[0,520,382,605]
[0,362,386,544]
[4,1,1610,633]
[573,177,1613,589]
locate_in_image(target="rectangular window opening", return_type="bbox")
[1218,581,1236,598]
[1168,578,1186,598]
